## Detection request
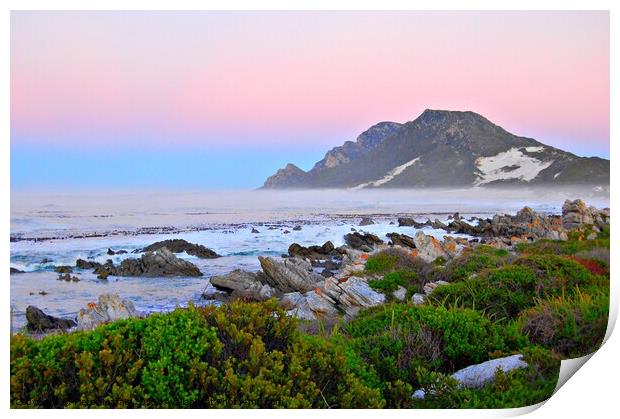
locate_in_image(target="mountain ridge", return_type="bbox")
[262,109,609,189]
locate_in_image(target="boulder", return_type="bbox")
[442,236,465,259]
[413,231,447,263]
[280,290,339,321]
[258,256,323,293]
[142,239,220,259]
[358,217,375,226]
[76,294,137,331]
[411,293,426,305]
[413,354,529,399]
[393,286,407,301]
[107,248,128,255]
[209,269,277,301]
[54,265,73,273]
[304,289,339,319]
[115,248,203,277]
[343,232,384,251]
[10,267,24,274]
[452,354,528,388]
[337,277,385,318]
[288,241,337,260]
[386,232,416,249]
[398,217,426,228]
[26,306,76,332]
[76,259,102,270]
[57,273,80,282]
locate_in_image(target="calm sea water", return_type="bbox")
[10,187,609,330]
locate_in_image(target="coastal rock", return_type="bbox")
[57,273,80,282]
[76,294,137,331]
[561,199,608,229]
[343,232,384,251]
[76,259,102,270]
[279,291,306,310]
[280,289,339,321]
[258,256,323,293]
[447,205,569,242]
[393,286,407,301]
[452,354,529,388]
[107,248,128,255]
[116,248,203,277]
[26,306,76,332]
[209,269,277,301]
[10,267,25,274]
[398,217,426,228]
[359,217,375,226]
[142,239,220,259]
[386,232,416,248]
[288,241,337,260]
[54,265,73,273]
[304,289,339,319]
[292,225,302,231]
[413,231,448,263]
[411,293,426,305]
[337,277,385,318]
[442,236,465,259]
[251,228,260,234]
[413,354,528,399]
[210,269,261,292]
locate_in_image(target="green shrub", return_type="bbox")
[441,245,514,283]
[344,304,520,391]
[368,270,420,299]
[515,226,610,256]
[365,253,399,274]
[429,255,603,322]
[11,300,384,408]
[517,289,609,358]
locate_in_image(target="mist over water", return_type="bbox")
[11,187,609,237]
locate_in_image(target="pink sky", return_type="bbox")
[11,11,609,156]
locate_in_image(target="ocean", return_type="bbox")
[10,187,609,330]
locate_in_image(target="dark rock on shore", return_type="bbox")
[386,232,416,248]
[107,248,128,255]
[116,248,203,277]
[288,241,339,260]
[398,217,426,228]
[344,232,384,251]
[358,217,375,226]
[10,267,24,274]
[142,239,220,259]
[54,265,73,273]
[26,306,76,332]
[57,273,80,282]
[76,259,102,270]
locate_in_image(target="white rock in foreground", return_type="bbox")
[412,354,528,399]
[76,294,137,331]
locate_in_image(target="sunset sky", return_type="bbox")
[11,11,609,188]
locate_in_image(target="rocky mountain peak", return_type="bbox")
[262,109,609,189]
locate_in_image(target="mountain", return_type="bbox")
[262,109,609,189]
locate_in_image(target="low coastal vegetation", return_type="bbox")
[10,222,610,408]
